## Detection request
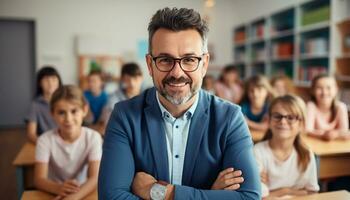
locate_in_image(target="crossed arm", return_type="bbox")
[98,127,260,199]
[131,168,244,200]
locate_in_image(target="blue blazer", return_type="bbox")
[98,88,261,199]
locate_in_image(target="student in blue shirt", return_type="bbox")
[84,70,108,124]
[98,7,261,200]
[241,75,275,132]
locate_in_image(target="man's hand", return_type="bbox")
[211,168,244,190]
[58,179,80,197]
[132,172,157,200]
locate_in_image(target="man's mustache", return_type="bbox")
[163,76,192,85]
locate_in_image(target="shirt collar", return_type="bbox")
[156,91,199,121]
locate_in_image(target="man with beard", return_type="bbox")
[98,7,261,200]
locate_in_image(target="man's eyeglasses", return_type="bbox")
[271,113,300,124]
[150,54,204,72]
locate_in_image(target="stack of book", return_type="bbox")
[298,66,327,81]
[272,42,293,59]
[235,31,246,43]
[303,38,328,55]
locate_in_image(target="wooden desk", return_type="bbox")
[13,142,36,200]
[301,135,350,180]
[290,190,350,200]
[21,190,98,200]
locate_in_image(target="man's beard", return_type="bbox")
[154,76,201,105]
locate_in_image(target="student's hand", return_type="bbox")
[322,130,339,141]
[132,172,157,200]
[260,170,269,185]
[289,188,308,196]
[211,167,244,190]
[58,179,80,197]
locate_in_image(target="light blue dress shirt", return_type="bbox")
[156,92,199,185]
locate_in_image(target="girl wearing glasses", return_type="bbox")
[306,74,350,140]
[254,95,319,199]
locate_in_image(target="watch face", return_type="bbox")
[150,183,167,200]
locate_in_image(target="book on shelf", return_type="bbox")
[298,66,327,82]
[303,37,328,55]
[272,42,293,58]
[234,31,246,43]
[252,48,266,62]
[302,5,330,26]
[235,51,246,63]
[252,24,264,40]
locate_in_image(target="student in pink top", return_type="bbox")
[215,64,243,104]
[34,85,102,200]
[306,74,350,141]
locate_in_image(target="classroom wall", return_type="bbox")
[0,0,304,86]
[0,0,236,86]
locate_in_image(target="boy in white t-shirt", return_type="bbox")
[34,85,102,200]
[254,95,319,199]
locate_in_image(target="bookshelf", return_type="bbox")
[233,0,350,99]
[233,24,248,78]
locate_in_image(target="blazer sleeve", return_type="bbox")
[98,104,140,200]
[173,106,261,200]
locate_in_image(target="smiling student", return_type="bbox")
[254,95,319,199]
[306,74,350,140]
[34,85,102,200]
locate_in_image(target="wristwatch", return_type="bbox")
[150,182,168,200]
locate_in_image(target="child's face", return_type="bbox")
[273,80,287,96]
[122,75,143,92]
[87,74,103,93]
[248,85,268,107]
[269,103,302,140]
[41,76,60,96]
[52,99,88,137]
[314,77,338,106]
[204,77,215,90]
[223,71,238,84]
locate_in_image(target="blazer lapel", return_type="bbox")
[144,88,170,182]
[182,90,209,185]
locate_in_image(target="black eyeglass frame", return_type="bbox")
[150,54,205,72]
[270,113,301,124]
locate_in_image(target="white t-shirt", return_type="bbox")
[254,141,319,197]
[36,127,103,184]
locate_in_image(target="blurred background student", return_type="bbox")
[215,64,243,104]
[84,70,108,125]
[241,75,275,132]
[306,74,350,141]
[202,75,216,94]
[100,62,143,128]
[25,66,62,144]
[34,85,102,200]
[254,95,319,199]
[271,75,295,96]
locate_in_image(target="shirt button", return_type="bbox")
[175,155,179,158]
[175,125,179,128]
